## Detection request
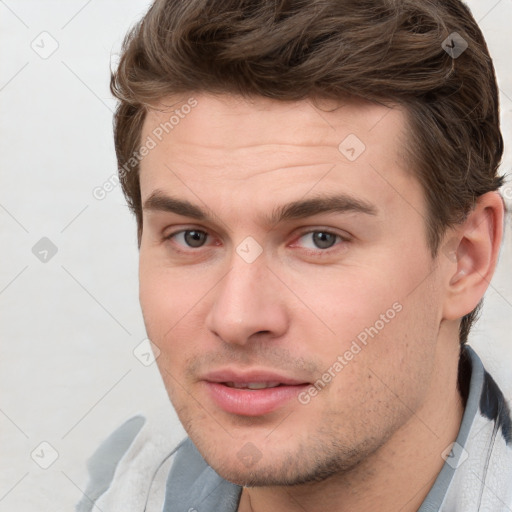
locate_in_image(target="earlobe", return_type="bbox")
[442,191,504,320]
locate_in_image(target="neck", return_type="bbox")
[238,336,465,512]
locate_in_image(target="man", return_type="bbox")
[77,0,511,510]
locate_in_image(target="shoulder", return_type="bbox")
[463,344,512,444]
[439,346,512,510]
[75,415,186,512]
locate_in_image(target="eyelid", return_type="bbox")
[164,226,350,254]
[163,227,208,240]
[163,227,214,247]
[289,228,350,252]
[293,226,351,240]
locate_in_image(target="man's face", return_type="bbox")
[138,94,448,486]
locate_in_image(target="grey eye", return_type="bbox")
[182,230,208,248]
[310,231,338,249]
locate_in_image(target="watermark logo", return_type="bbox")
[133,338,161,366]
[236,236,263,263]
[441,32,468,59]
[31,441,59,469]
[502,184,512,202]
[237,442,263,468]
[338,134,366,162]
[31,31,59,59]
[441,441,468,469]
[32,237,58,263]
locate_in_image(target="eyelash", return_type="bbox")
[163,228,349,256]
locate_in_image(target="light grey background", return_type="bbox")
[0,1,511,510]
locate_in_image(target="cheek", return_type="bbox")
[138,255,223,377]
[139,261,197,377]
[294,266,404,351]
[303,256,441,402]
[304,301,439,452]
[139,254,202,331]
[329,282,440,417]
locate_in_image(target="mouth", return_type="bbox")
[202,370,311,416]
[223,381,283,390]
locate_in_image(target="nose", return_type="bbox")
[205,250,289,346]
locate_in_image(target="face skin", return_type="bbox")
[137,93,500,511]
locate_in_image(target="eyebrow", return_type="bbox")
[143,190,377,227]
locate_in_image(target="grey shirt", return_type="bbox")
[77,345,512,511]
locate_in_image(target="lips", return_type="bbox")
[202,369,310,416]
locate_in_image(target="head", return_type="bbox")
[110,0,505,487]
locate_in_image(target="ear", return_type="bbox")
[442,191,505,321]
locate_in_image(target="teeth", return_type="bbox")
[225,382,281,390]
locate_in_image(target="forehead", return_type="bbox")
[141,94,406,156]
[138,93,421,223]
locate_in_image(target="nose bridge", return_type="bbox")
[205,245,288,345]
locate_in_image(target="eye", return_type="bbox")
[293,230,345,251]
[165,229,210,249]
[163,228,348,255]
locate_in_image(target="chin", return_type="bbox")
[199,439,365,488]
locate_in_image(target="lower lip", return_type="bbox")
[204,382,309,416]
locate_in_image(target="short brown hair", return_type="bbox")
[110,0,504,345]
